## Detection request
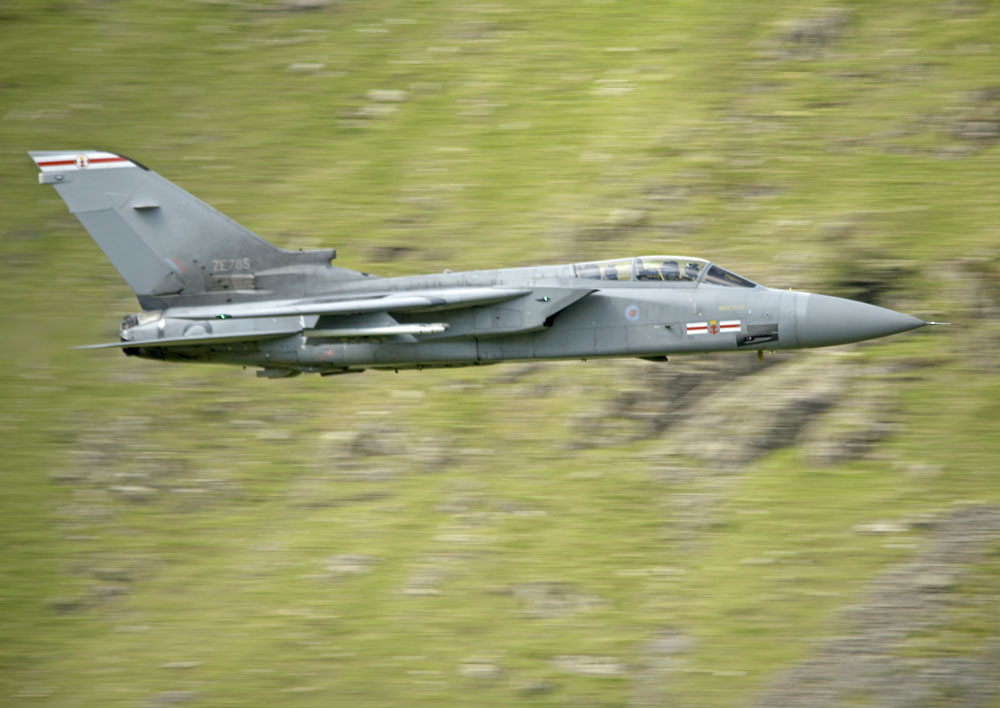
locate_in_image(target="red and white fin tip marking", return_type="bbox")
[32,151,134,173]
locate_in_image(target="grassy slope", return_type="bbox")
[1,0,999,705]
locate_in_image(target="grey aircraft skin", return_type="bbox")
[30,151,932,378]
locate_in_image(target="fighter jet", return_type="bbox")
[30,150,933,378]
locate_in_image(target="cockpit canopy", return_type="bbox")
[573,256,756,288]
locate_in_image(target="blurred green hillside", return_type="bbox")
[2,1,999,706]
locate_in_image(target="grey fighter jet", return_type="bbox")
[30,151,933,378]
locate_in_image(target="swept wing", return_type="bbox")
[74,329,300,350]
[168,287,533,320]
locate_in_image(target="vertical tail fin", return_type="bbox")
[30,151,353,308]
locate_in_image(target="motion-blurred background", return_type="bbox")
[2,1,999,705]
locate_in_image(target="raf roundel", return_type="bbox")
[625,304,640,321]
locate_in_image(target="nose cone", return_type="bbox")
[796,293,926,348]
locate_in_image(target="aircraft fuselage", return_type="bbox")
[129,260,925,376]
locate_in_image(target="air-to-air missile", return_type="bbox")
[30,151,938,378]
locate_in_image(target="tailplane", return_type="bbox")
[30,151,361,308]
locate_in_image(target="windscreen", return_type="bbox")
[703,265,756,288]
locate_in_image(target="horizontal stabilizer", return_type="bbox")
[169,287,532,320]
[75,329,298,350]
